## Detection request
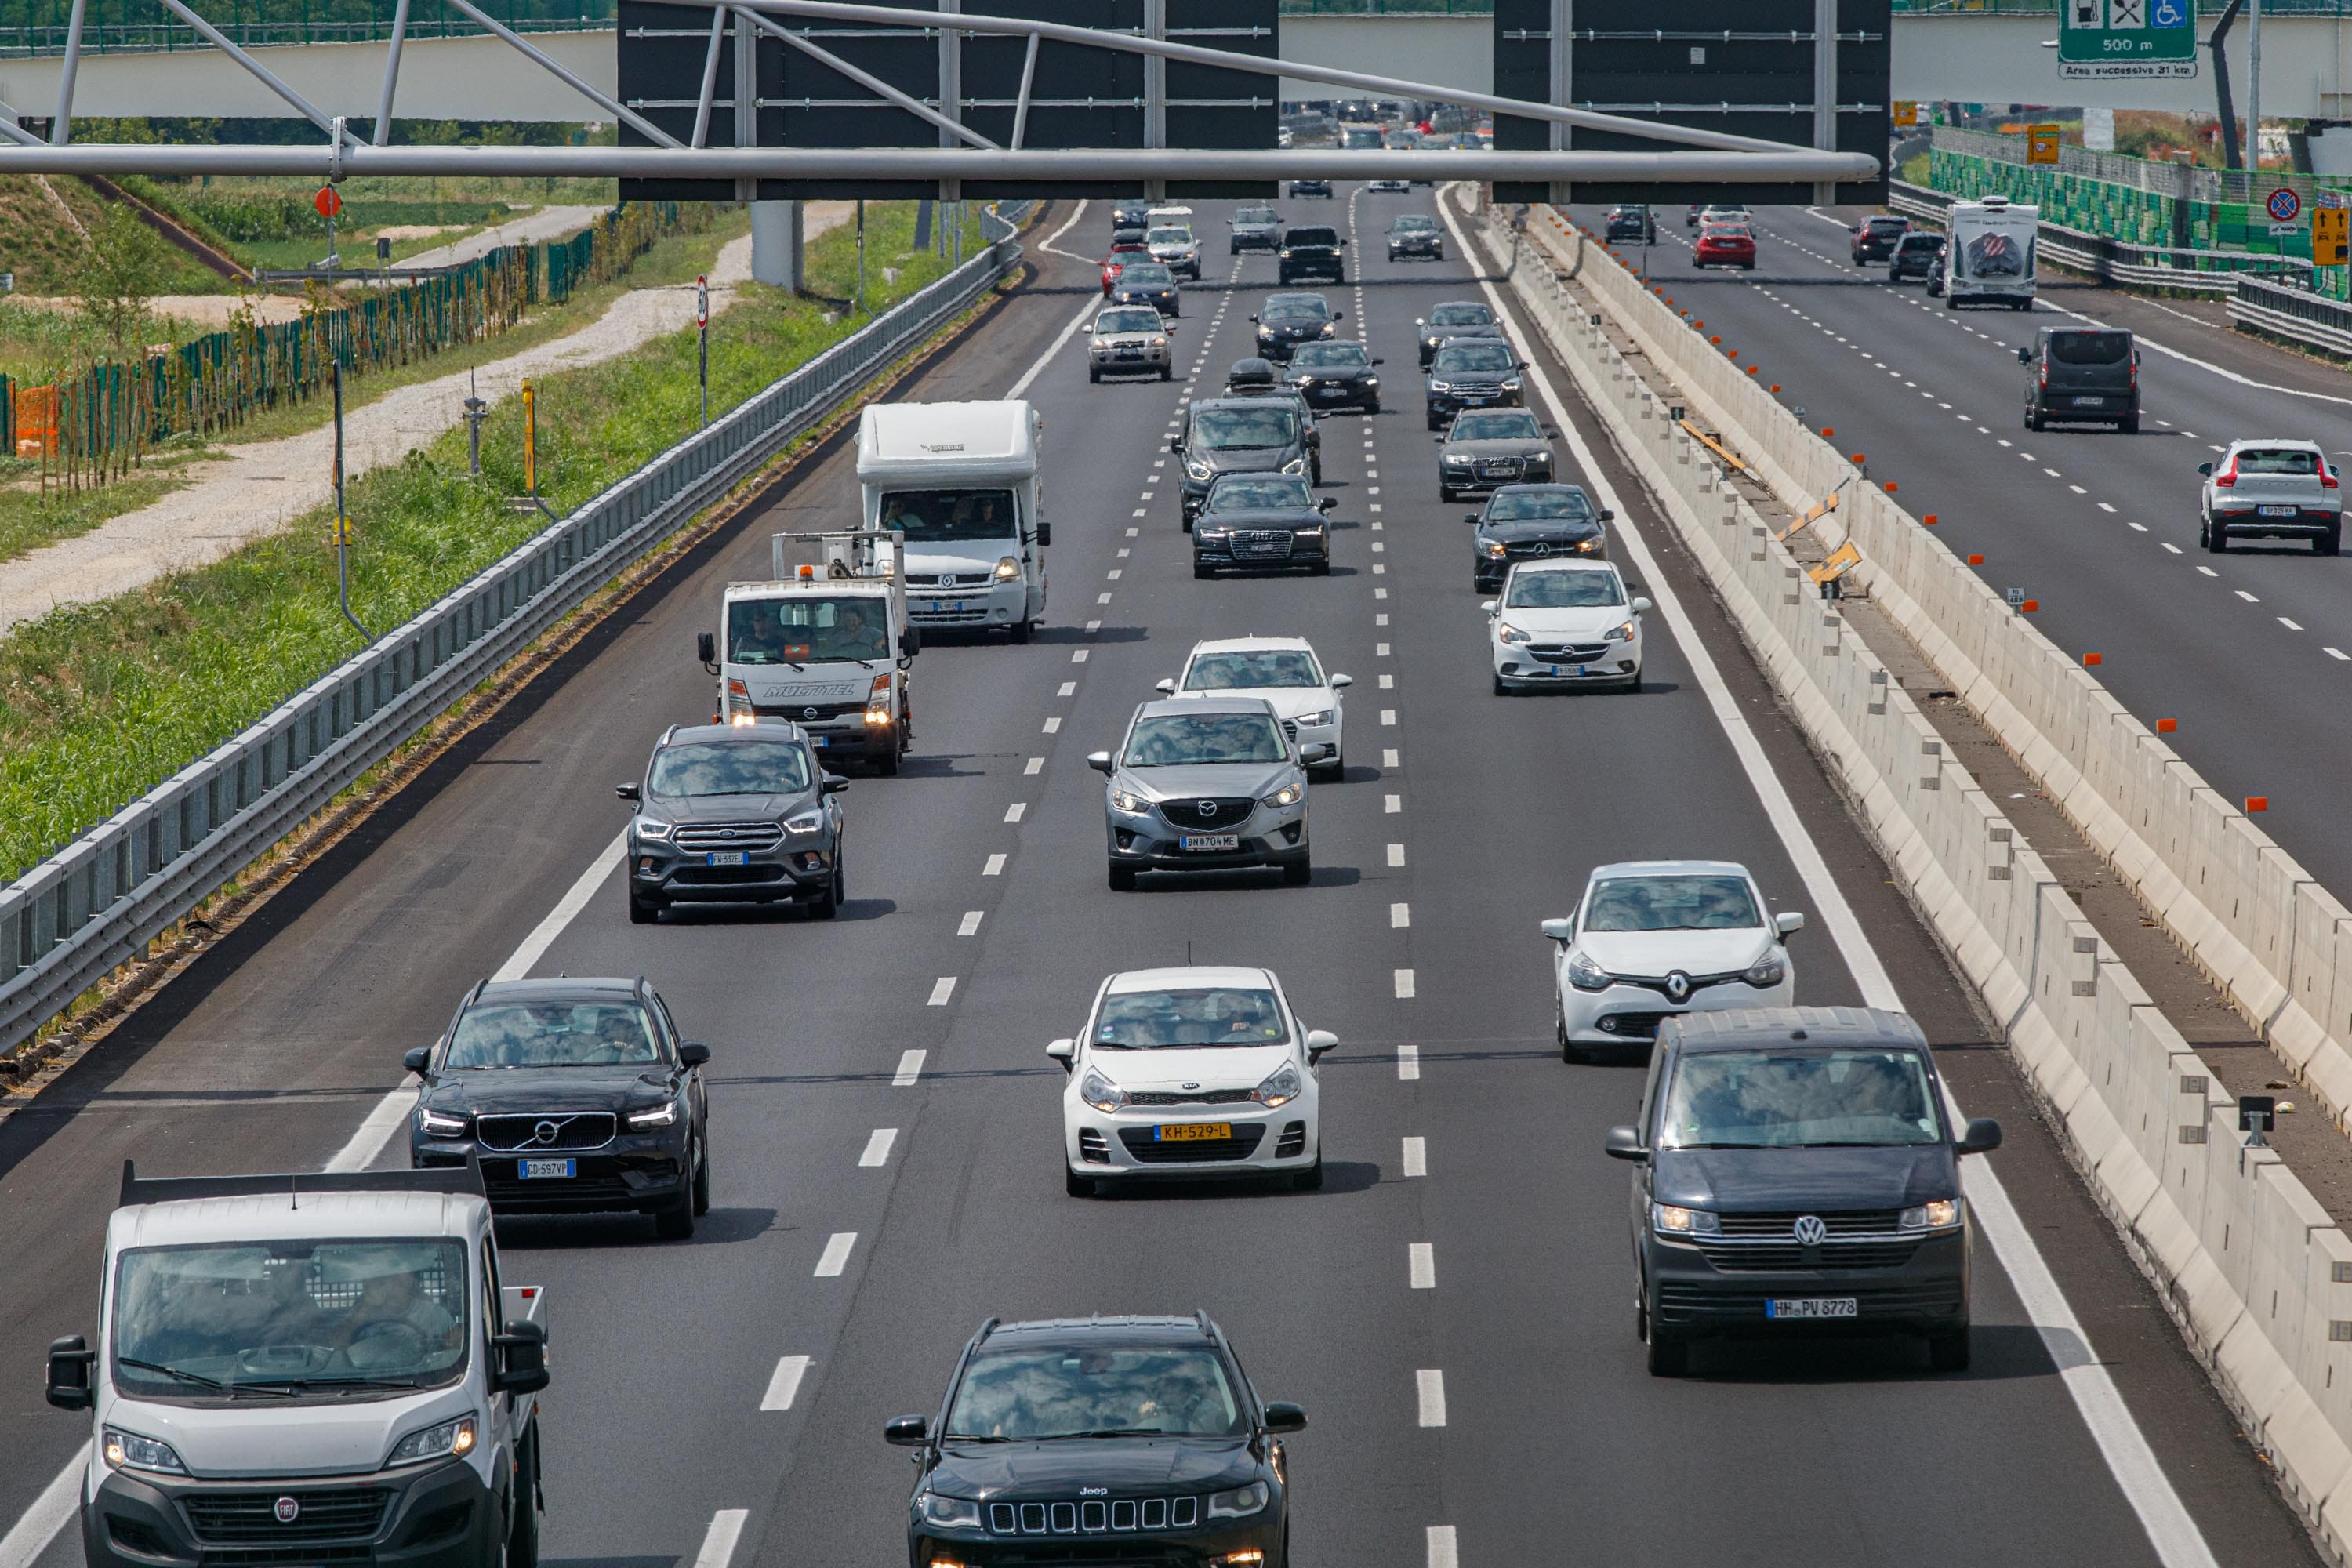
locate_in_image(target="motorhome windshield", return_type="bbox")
[112,1238,470,1399]
[877,488,1021,544]
[728,597,891,664]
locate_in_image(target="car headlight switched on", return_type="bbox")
[1651,1203,1722,1236]
[1111,788,1152,815]
[783,807,826,834]
[627,1101,679,1129]
[1428,379,1454,394]
[1080,1067,1127,1112]
[1494,621,1531,646]
[1282,458,1307,475]
[1566,948,1613,992]
[1291,709,1333,728]
[1603,620,1638,643]
[1742,952,1787,989]
[103,1428,187,1476]
[634,818,674,841]
[1901,1199,1962,1230]
[387,1414,477,1468]
[922,1494,985,1529]
[1252,1062,1304,1109]
[994,555,1022,582]
[1207,1482,1272,1519]
[1483,541,1509,558]
[416,1105,468,1137]
[1261,780,1304,809]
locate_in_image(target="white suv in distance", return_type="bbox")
[2199,439,2343,555]
[1483,559,1649,693]
[1541,860,1803,1060]
[1156,636,1352,781]
[1048,966,1337,1195]
[1147,225,1203,281]
[1087,306,1174,383]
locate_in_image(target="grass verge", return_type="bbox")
[0,201,990,880]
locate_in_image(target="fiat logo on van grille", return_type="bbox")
[274,1497,301,1524]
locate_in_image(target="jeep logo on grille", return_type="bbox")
[1081,1487,1108,1496]
[274,1497,301,1524]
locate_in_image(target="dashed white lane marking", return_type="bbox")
[1385,793,1403,813]
[2198,565,2219,577]
[1409,1243,1436,1289]
[694,1510,750,1568]
[1402,1135,1427,1177]
[1387,843,1406,866]
[957,910,984,936]
[2068,485,2087,495]
[2129,523,2147,533]
[1397,1043,1421,1080]
[1378,641,1392,656]
[760,1356,813,1411]
[2328,647,2351,660]
[1043,717,1062,734]
[1381,709,1397,725]
[1379,673,1395,689]
[1098,592,1112,604]
[1058,681,1077,697]
[1072,649,1090,663]
[1416,1370,1447,1427]
[858,1129,898,1167]
[1085,619,1102,633]
[1395,969,1416,999]
[1427,1526,1459,1568]
[2235,590,2260,603]
[1384,748,1399,767]
[2281,617,2304,631]
[927,977,957,1005]
[1004,803,1028,823]
[1391,901,1410,927]
[1105,569,1123,581]
[2161,543,2182,554]
[1025,757,1044,775]
[1377,612,1390,625]
[2098,503,2116,513]
[814,1232,859,1277]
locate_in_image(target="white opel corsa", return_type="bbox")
[1541,860,1804,1061]
[1485,559,1650,694]
[1156,636,1352,781]
[1050,967,1337,1196]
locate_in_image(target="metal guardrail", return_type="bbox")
[2230,273,2352,355]
[0,203,1029,1069]
[0,5,612,58]
[1888,180,2311,294]
[1932,122,2352,209]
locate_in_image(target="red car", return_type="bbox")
[1693,223,1756,270]
[1102,243,1151,295]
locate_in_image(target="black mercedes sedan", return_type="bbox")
[1192,471,1335,576]
[1468,482,1612,591]
[407,975,713,1238]
[1251,292,1338,361]
[1415,299,1503,366]
[1283,339,1382,413]
[1173,397,1315,524]
[1605,1007,2002,1377]
[890,1314,1306,1568]
[618,720,849,921]
[1109,260,1182,318]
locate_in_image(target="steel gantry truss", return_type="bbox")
[0,0,1881,187]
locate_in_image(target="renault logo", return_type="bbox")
[1197,800,1218,816]
[274,1497,301,1524]
[1663,970,1693,1004]
[1793,1215,1828,1246]
[939,574,960,588]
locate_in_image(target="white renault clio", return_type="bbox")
[1484,559,1650,695]
[1156,636,1352,781]
[1049,967,1337,1196]
[1541,860,1803,1061]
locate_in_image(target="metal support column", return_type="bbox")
[1812,0,1838,205]
[373,0,412,143]
[1547,0,1570,206]
[732,3,757,204]
[50,0,88,144]
[939,0,962,202]
[2248,0,2263,172]
[1144,0,1166,203]
[750,198,801,287]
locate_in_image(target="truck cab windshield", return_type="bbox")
[729,597,891,664]
[878,488,1020,544]
[113,1239,469,1399]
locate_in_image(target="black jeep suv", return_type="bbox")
[889,1313,1307,1568]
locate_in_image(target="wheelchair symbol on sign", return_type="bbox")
[2152,0,2186,25]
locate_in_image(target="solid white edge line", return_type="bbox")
[694,1508,750,1568]
[760,1354,814,1412]
[1451,192,2220,1568]
[0,1449,85,1568]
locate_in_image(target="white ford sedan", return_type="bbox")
[1050,967,1337,1196]
[1484,559,1650,694]
[1541,861,1803,1061]
[1156,635,1352,781]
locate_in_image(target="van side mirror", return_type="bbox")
[1318,496,1338,512]
[1087,751,1116,774]
[1956,1118,2004,1156]
[2016,347,2032,364]
[1373,357,1385,365]
[884,1414,931,1446]
[1169,435,1185,452]
[403,1046,431,1076]
[1046,1038,1075,1069]
[45,1335,94,1410]
[1598,508,1615,521]
[615,782,641,803]
[1773,911,1806,937]
[492,1321,550,1396]
[822,772,850,794]
[2197,461,2214,477]
[1262,1402,1308,1433]
[1541,917,1575,942]
[695,631,716,665]
[1035,522,1052,548]
[678,1043,712,1068]
[1603,1125,1648,1162]
[1305,1029,1338,1062]
[900,627,922,658]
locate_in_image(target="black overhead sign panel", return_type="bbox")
[1491,0,1889,207]
[617,0,1279,203]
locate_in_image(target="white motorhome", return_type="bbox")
[1940,194,2038,310]
[699,529,919,774]
[855,401,1050,643]
[46,1163,550,1568]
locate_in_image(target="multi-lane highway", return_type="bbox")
[0,187,2325,1568]
[1578,201,2352,898]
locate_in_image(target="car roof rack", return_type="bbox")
[121,1153,487,1207]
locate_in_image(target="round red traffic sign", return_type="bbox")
[2267,186,2301,223]
[314,186,343,220]
[695,274,709,327]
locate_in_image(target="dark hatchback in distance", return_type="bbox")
[408,975,714,1238]
[1889,230,1946,282]
[2020,325,2139,433]
[1606,1007,2001,1376]
[1849,213,1911,262]
[617,720,849,922]
[889,1313,1306,1568]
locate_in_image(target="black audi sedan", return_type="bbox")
[1251,292,1339,361]
[1415,299,1502,366]
[617,720,849,921]
[1605,1007,2002,1376]
[408,975,713,1238]
[1109,260,1182,318]
[1435,407,1555,501]
[1192,471,1336,576]
[1174,397,1315,524]
[1468,482,1612,590]
[1283,339,1382,413]
[889,1314,1306,1568]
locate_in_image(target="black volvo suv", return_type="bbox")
[889,1313,1306,1568]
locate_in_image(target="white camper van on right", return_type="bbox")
[1940,194,2038,311]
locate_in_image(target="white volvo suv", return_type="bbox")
[1156,636,1352,782]
[1049,967,1337,1196]
[1541,861,1803,1061]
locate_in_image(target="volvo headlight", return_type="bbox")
[1252,1062,1304,1109]
[1494,621,1531,646]
[1261,780,1304,808]
[1292,709,1334,728]
[1080,1067,1127,1112]
[1742,953,1787,989]
[1111,789,1152,814]
[1651,1203,1721,1236]
[994,555,1022,582]
[627,1102,679,1129]
[1207,1482,1272,1519]
[1566,948,1613,992]
[1901,1199,1962,1230]
[923,1494,985,1529]
[387,1414,477,1468]
[1602,620,1638,642]
[416,1105,468,1137]
[783,807,826,834]
[635,818,674,841]
[103,1428,187,1475]
[1282,458,1307,475]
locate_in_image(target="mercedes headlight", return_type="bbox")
[1282,458,1307,475]
[1742,953,1787,989]
[1252,1062,1304,1109]
[1566,948,1613,993]
[103,1428,187,1475]
[416,1105,467,1136]
[1651,1203,1722,1236]
[1483,541,1508,558]
[1080,1067,1127,1112]
[627,1101,679,1128]
[1602,620,1638,642]
[1292,709,1334,728]
[387,1414,477,1468]
[1261,780,1304,808]
[783,807,826,834]
[1901,1199,1962,1230]
[634,818,674,841]
[923,1494,985,1529]
[1207,1482,1272,1519]
[1494,621,1531,646]
[1111,789,1152,814]
[994,555,1022,582]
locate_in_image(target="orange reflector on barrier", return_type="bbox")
[2084,652,2102,666]
[2022,599,2039,612]
[1820,426,1833,437]
[2157,718,2178,733]
[1922,513,1939,525]
[1967,554,1986,565]
[2248,796,2270,812]
[1883,481,1898,492]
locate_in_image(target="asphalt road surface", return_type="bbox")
[0,188,2323,1568]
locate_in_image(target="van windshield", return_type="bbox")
[728,597,891,664]
[1658,1048,1945,1149]
[878,488,1021,544]
[112,1238,470,1399]
[2049,331,2131,365]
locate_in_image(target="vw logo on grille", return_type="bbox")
[1792,1214,1828,1246]
[274,1497,301,1524]
[802,707,818,720]
[1663,970,1693,1004]
[532,1120,563,1146]
[1196,800,1218,816]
